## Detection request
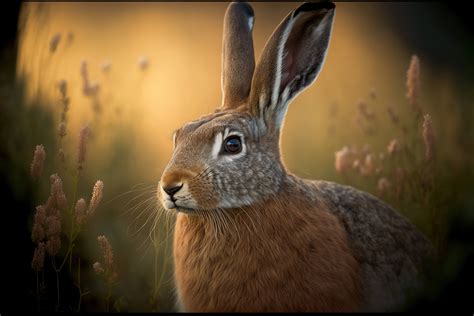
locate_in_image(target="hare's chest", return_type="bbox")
[172,220,262,311]
[172,215,297,311]
[171,211,362,312]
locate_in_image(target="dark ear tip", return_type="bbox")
[229,1,254,18]
[294,1,336,16]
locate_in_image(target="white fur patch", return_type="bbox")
[272,16,295,108]
[248,16,254,31]
[276,85,291,128]
[172,131,177,148]
[174,183,199,210]
[211,132,223,159]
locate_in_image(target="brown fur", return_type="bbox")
[173,176,361,312]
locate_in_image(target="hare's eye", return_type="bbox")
[223,136,242,154]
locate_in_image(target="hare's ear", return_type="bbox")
[248,1,335,129]
[220,2,256,110]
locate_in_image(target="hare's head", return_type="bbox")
[159,1,335,213]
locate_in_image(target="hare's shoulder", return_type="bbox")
[300,179,434,310]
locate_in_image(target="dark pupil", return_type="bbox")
[225,137,241,153]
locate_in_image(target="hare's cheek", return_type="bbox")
[188,182,219,210]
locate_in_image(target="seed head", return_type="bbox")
[57,122,67,138]
[93,262,105,275]
[45,214,61,237]
[58,79,67,98]
[46,236,62,256]
[138,56,149,70]
[50,33,61,53]
[77,125,90,169]
[101,60,112,73]
[422,114,435,161]
[406,54,421,114]
[387,107,399,125]
[75,198,87,226]
[58,148,65,164]
[335,146,351,173]
[97,235,114,267]
[387,139,400,156]
[30,145,46,180]
[31,243,46,272]
[88,180,104,216]
[50,174,68,209]
[360,154,375,177]
[377,177,391,195]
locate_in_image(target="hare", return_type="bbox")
[158,1,433,312]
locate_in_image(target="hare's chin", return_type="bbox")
[161,199,198,214]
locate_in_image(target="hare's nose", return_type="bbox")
[162,183,183,198]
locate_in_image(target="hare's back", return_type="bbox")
[308,180,433,311]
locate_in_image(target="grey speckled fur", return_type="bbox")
[301,178,434,310]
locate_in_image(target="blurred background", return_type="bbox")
[1,1,473,312]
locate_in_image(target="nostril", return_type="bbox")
[163,183,183,197]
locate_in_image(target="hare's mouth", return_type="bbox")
[164,200,197,214]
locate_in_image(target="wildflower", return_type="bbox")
[387,107,399,125]
[348,144,358,156]
[50,33,61,53]
[30,145,46,180]
[45,214,61,237]
[406,54,421,114]
[84,82,100,96]
[395,167,405,182]
[75,198,87,226]
[80,60,90,87]
[58,148,65,164]
[58,79,67,98]
[387,139,400,156]
[357,99,375,120]
[58,122,67,138]
[31,223,45,243]
[46,236,62,256]
[31,243,46,272]
[138,56,149,70]
[97,235,114,267]
[93,262,105,275]
[377,177,391,195]
[67,31,74,43]
[365,154,375,171]
[361,144,371,155]
[50,174,68,209]
[335,146,351,173]
[34,205,46,227]
[352,159,360,171]
[360,154,375,177]
[77,125,90,169]
[88,180,104,216]
[45,196,55,213]
[101,60,112,73]
[422,114,435,161]
[369,87,376,100]
[81,60,100,96]
[31,205,46,242]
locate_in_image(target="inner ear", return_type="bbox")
[247,2,336,130]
